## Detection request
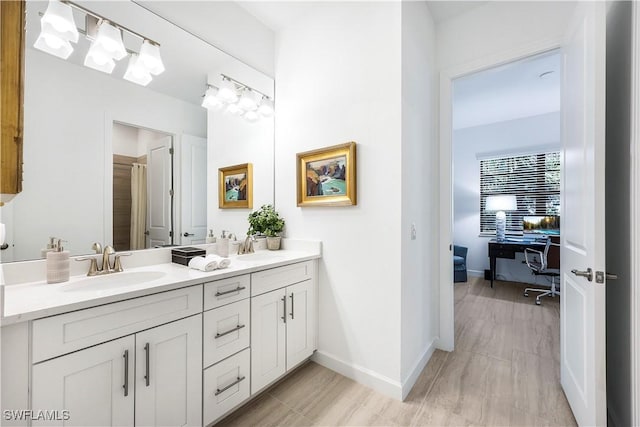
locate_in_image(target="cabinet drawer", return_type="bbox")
[251,261,314,296]
[203,348,250,425]
[204,275,250,311]
[32,285,203,363]
[203,299,250,368]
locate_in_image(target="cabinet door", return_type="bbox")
[32,336,134,427]
[251,288,286,394]
[286,280,316,369]
[135,315,202,427]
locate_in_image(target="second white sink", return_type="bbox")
[62,271,167,292]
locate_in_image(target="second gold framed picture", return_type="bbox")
[297,142,357,207]
[219,163,253,209]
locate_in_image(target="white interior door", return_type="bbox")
[146,135,172,248]
[181,135,207,245]
[560,2,607,425]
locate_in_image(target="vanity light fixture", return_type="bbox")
[202,75,275,123]
[123,54,152,86]
[33,0,79,59]
[34,0,164,84]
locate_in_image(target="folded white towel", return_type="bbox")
[205,254,231,269]
[188,256,218,272]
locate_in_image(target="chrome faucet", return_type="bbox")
[76,243,131,276]
[237,235,255,255]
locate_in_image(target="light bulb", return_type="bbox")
[226,103,243,116]
[34,31,73,59]
[217,78,238,104]
[244,110,259,123]
[124,54,152,86]
[40,0,79,43]
[84,41,116,73]
[93,20,127,61]
[238,88,258,111]
[202,87,223,110]
[138,40,165,76]
[258,97,275,117]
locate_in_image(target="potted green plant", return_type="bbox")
[247,204,285,250]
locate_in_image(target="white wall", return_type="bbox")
[437,1,577,71]
[112,124,140,158]
[400,2,439,397]
[207,112,274,239]
[274,2,404,397]
[453,112,560,283]
[2,49,205,261]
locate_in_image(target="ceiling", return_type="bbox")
[236,1,318,31]
[453,50,561,130]
[425,1,488,24]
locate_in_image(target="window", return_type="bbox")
[480,152,560,234]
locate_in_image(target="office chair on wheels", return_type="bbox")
[523,237,560,306]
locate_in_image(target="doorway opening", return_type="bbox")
[448,49,573,424]
[112,122,174,251]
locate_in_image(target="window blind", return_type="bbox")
[480,152,560,234]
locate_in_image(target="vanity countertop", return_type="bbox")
[1,250,320,325]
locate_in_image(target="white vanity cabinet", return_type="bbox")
[30,287,203,427]
[250,261,317,395]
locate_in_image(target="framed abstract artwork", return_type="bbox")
[296,142,357,207]
[218,163,253,209]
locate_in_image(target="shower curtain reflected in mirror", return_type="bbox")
[130,163,147,250]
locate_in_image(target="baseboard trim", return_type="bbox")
[312,350,402,400]
[401,339,437,400]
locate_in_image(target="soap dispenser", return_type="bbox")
[46,238,70,284]
[206,229,217,244]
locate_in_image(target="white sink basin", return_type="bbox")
[237,252,284,262]
[62,271,167,292]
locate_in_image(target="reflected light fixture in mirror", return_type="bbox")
[202,75,275,123]
[34,0,164,85]
[33,0,78,59]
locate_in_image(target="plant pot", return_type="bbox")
[266,236,281,251]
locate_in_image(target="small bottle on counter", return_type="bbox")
[46,238,70,284]
[217,230,229,257]
[206,229,217,244]
[41,236,57,258]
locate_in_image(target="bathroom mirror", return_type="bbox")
[0,0,274,263]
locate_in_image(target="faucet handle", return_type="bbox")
[113,253,132,272]
[76,256,99,276]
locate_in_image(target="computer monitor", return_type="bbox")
[522,215,560,236]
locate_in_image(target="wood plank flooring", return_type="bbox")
[216,277,576,426]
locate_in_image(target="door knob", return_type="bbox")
[183,232,194,237]
[144,230,150,236]
[571,268,593,282]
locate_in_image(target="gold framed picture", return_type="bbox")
[218,163,253,209]
[297,142,357,207]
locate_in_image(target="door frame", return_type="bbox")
[631,2,640,424]
[437,37,564,351]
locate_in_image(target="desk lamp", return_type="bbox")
[485,195,517,242]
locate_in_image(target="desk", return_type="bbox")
[488,239,547,287]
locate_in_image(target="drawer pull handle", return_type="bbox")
[215,286,246,297]
[123,350,129,397]
[215,324,246,339]
[144,342,150,387]
[215,376,246,396]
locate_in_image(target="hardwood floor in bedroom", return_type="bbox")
[215,277,576,426]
